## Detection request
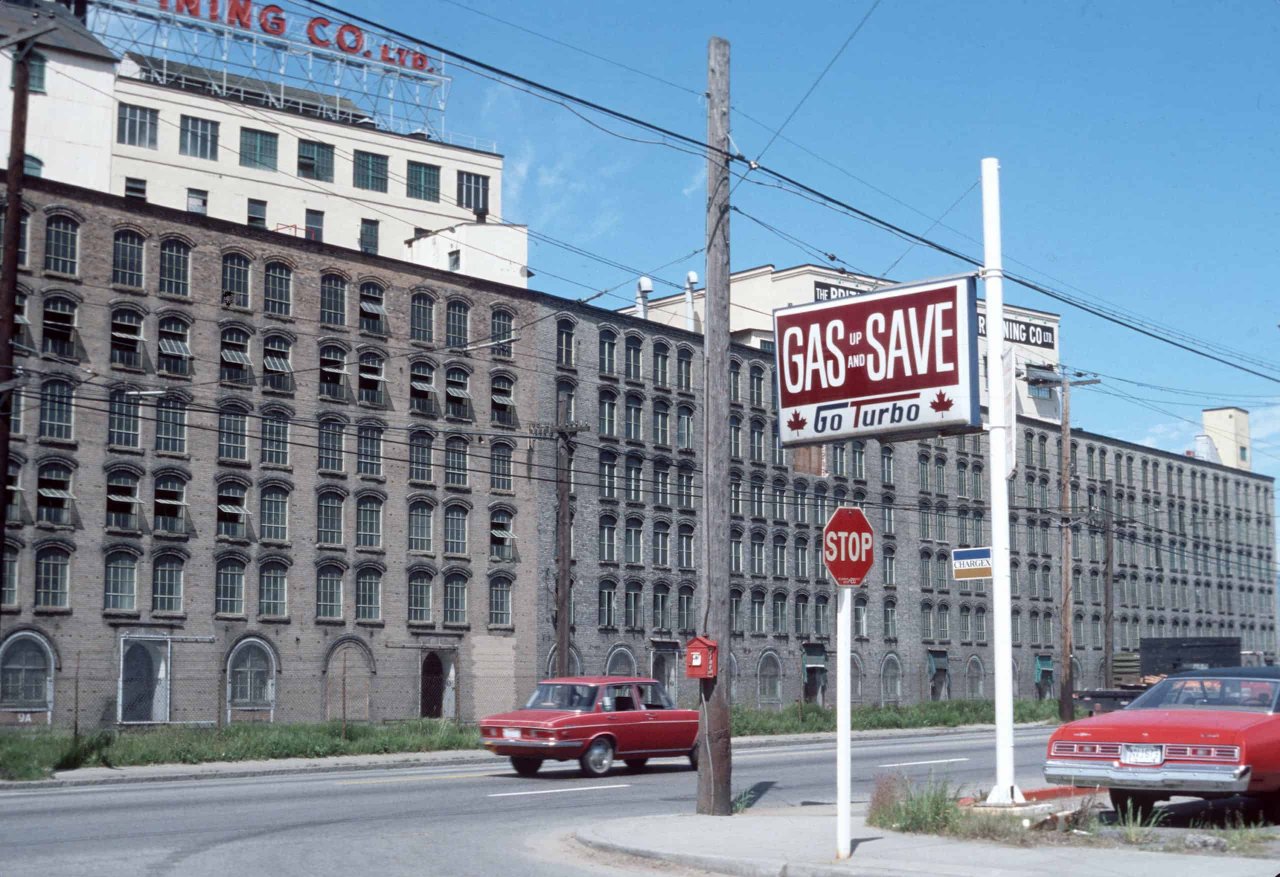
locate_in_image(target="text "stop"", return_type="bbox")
[824,530,872,564]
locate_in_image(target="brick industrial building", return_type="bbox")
[0,175,1274,728]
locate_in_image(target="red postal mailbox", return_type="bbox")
[685,636,718,679]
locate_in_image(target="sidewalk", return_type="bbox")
[0,722,1046,788]
[576,805,1277,877]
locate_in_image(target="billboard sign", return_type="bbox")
[774,276,980,446]
[952,547,993,580]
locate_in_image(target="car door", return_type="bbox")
[599,682,644,755]
[636,681,696,753]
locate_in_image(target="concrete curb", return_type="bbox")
[0,721,1054,790]
[575,823,918,877]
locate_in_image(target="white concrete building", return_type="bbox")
[1201,407,1252,472]
[628,263,1064,422]
[0,0,116,191]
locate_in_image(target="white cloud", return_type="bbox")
[681,166,706,198]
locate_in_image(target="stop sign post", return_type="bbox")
[823,507,874,860]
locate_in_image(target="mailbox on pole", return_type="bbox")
[823,507,875,586]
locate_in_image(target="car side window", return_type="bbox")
[637,682,674,710]
[603,683,637,712]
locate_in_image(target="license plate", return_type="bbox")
[502,728,521,740]
[1120,744,1163,766]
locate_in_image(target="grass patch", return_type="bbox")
[731,698,1064,736]
[867,774,962,834]
[1,720,480,780]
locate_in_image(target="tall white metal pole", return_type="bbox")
[836,585,852,857]
[981,158,1025,806]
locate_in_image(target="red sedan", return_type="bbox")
[1044,667,1280,815]
[479,676,700,777]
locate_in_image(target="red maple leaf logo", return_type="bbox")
[929,391,954,413]
[786,410,808,432]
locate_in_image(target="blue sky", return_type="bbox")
[358,0,1280,503]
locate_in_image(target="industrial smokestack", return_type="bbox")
[684,271,698,331]
[636,276,652,319]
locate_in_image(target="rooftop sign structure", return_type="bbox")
[773,275,981,446]
[88,0,486,145]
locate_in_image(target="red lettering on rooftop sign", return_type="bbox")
[154,0,437,73]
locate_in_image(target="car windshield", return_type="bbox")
[1127,677,1280,713]
[521,683,598,711]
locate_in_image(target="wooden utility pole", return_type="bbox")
[1102,479,1116,688]
[1057,377,1074,720]
[554,396,579,678]
[0,32,40,534]
[697,35,733,817]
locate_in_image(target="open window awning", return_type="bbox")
[446,386,471,399]
[217,504,247,515]
[490,529,515,540]
[221,350,252,366]
[411,381,437,393]
[263,356,293,372]
[491,392,514,405]
[359,301,387,316]
[158,338,192,358]
[37,488,75,499]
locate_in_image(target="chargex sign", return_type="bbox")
[773,276,981,446]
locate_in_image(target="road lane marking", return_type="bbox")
[877,758,970,768]
[488,783,630,798]
[336,771,497,786]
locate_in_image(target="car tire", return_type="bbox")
[511,757,542,777]
[1109,788,1160,820]
[688,743,699,771]
[625,759,649,772]
[579,738,615,778]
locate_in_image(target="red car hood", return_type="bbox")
[1055,709,1273,745]
[479,709,584,727]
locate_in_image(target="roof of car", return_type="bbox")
[1168,666,1280,680]
[539,676,658,685]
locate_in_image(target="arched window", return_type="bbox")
[42,296,77,358]
[316,491,344,545]
[491,509,515,561]
[677,405,694,450]
[408,569,432,622]
[408,500,433,552]
[411,292,434,341]
[881,655,902,705]
[215,558,246,615]
[598,390,617,437]
[258,562,288,616]
[489,575,513,625]
[217,404,248,461]
[104,551,137,611]
[598,515,617,563]
[319,345,348,400]
[728,361,741,402]
[652,400,670,445]
[259,486,289,541]
[105,469,139,529]
[444,436,468,487]
[356,568,382,620]
[356,423,383,475]
[678,523,695,568]
[112,229,145,286]
[444,572,467,624]
[356,495,383,547]
[758,653,782,705]
[624,580,643,628]
[966,656,985,699]
[624,335,643,380]
[0,634,52,710]
[221,252,251,307]
[606,647,636,676]
[260,408,290,466]
[157,317,192,376]
[446,300,470,347]
[410,361,436,416]
[490,308,513,357]
[794,592,810,636]
[491,375,515,426]
[676,347,693,390]
[228,640,274,710]
[316,564,343,619]
[107,388,140,448]
[624,394,642,440]
[359,282,387,334]
[446,368,472,419]
[357,351,386,406]
[262,262,292,315]
[490,442,513,491]
[556,319,575,366]
[881,447,895,483]
[598,329,617,374]
[159,239,191,296]
[219,327,251,384]
[883,598,898,639]
[653,342,670,385]
[444,504,468,554]
[652,582,671,630]
[749,365,765,406]
[320,274,347,325]
[152,554,184,612]
[44,215,79,274]
[263,336,293,393]
[853,595,867,637]
[36,462,72,525]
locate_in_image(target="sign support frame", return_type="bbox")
[981,157,1025,807]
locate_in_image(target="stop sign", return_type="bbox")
[823,507,875,586]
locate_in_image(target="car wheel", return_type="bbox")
[579,738,614,777]
[1109,789,1160,820]
[624,758,649,772]
[511,757,542,777]
[688,743,699,770]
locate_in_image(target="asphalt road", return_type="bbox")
[0,726,1054,877]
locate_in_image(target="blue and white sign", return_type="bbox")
[952,547,993,580]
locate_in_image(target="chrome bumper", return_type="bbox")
[1043,759,1252,793]
[483,739,581,751]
